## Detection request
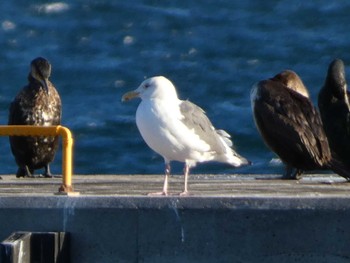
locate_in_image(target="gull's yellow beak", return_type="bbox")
[121,90,140,102]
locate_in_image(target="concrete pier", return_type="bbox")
[0,174,350,263]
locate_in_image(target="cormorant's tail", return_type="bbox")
[328,158,350,181]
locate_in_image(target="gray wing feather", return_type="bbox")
[179,100,230,154]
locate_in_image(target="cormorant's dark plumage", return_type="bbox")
[251,70,350,180]
[318,59,350,169]
[8,57,62,178]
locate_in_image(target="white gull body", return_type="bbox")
[122,76,250,195]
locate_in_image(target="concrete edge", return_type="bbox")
[1,195,350,210]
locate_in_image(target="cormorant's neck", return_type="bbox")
[28,74,44,89]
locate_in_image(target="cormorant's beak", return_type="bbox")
[41,78,49,94]
[121,90,140,102]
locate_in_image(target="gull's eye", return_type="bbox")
[144,83,150,89]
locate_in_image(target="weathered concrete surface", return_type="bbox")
[0,174,350,263]
[0,173,348,196]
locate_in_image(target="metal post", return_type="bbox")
[0,125,78,195]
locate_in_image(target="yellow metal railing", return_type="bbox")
[0,125,77,195]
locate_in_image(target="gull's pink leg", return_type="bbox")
[148,163,170,196]
[179,164,190,196]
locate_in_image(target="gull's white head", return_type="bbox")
[122,76,179,102]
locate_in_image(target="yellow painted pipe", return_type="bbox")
[0,125,75,194]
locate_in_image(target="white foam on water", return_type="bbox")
[35,2,70,14]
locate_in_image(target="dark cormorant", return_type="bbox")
[251,70,350,180]
[318,59,350,169]
[8,57,62,178]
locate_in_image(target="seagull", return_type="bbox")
[251,70,350,180]
[318,59,350,169]
[8,57,62,178]
[122,76,250,195]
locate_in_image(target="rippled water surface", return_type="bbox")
[1,1,350,176]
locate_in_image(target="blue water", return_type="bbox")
[1,1,350,176]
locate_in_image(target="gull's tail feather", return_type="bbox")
[216,129,233,147]
[215,129,251,167]
[227,150,252,167]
